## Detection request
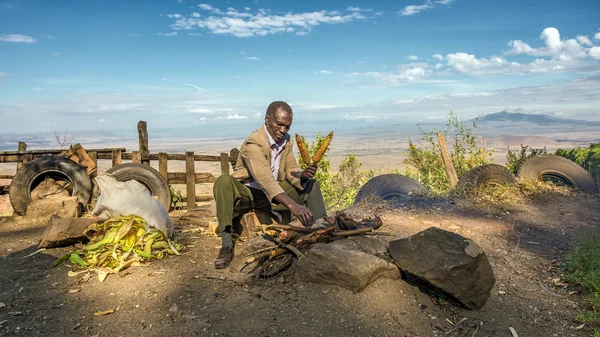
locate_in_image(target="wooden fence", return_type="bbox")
[0,121,240,210]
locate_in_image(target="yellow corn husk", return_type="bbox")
[53,214,183,281]
[312,131,333,164]
[295,133,312,164]
[144,238,155,255]
[135,249,153,260]
[69,252,89,267]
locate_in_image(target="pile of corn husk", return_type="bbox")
[52,215,183,282]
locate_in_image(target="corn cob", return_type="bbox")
[312,131,334,164]
[295,133,312,164]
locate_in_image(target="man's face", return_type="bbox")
[265,109,292,143]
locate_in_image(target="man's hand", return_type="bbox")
[288,203,313,227]
[273,193,313,227]
[301,163,318,180]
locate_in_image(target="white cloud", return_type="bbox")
[407,55,419,61]
[435,27,600,76]
[246,56,260,60]
[128,33,140,37]
[0,73,6,78]
[399,4,431,16]
[0,34,36,43]
[398,0,453,16]
[185,83,207,91]
[346,6,372,12]
[351,66,427,86]
[506,27,588,61]
[227,114,248,119]
[47,35,57,39]
[315,70,332,75]
[595,32,600,40]
[590,47,600,60]
[167,5,371,37]
[188,32,202,36]
[432,53,444,61]
[577,35,593,47]
[98,118,104,122]
[157,32,178,36]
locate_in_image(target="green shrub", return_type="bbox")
[170,185,184,210]
[506,145,547,174]
[404,111,494,194]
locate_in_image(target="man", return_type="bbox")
[212,101,327,269]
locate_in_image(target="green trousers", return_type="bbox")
[213,175,327,233]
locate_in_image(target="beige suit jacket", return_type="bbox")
[232,126,303,201]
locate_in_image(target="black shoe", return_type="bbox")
[214,246,235,269]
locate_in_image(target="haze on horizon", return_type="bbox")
[1,0,600,135]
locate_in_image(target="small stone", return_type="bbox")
[497,291,506,295]
[169,303,178,313]
[0,303,5,308]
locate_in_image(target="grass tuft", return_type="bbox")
[565,231,600,322]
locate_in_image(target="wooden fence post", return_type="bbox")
[220,153,230,175]
[437,132,458,187]
[111,150,122,167]
[158,152,168,181]
[88,151,98,178]
[17,142,27,171]
[131,151,142,164]
[185,151,196,210]
[137,121,149,166]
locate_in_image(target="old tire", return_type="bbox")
[105,163,172,211]
[354,174,426,205]
[9,156,93,216]
[457,164,517,190]
[517,155,598,192]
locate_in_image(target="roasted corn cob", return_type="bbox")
[312,131,334,164]
[295,133,312,164]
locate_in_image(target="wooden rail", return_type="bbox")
[0,121,240,209]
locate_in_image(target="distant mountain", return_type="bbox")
[477,111,600,125]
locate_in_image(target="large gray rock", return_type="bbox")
[389,227,495,310]
[294,242,399,292]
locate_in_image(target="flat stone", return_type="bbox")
[39,215,100,248]
[0,195,13,216]
[25,196,82,221]
[294,242,399,292]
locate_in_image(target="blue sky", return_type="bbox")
[1,0,600,134]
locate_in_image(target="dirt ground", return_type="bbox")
[1,190,600,337]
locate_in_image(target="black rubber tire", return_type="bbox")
[105,163,172,211]
[354,174,426,205]
[457,164,517,190]
[517,155,598,192]
[9,156,93,216]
